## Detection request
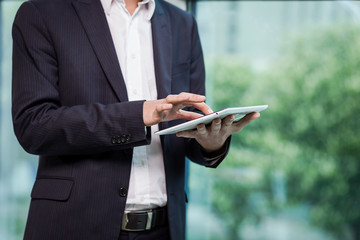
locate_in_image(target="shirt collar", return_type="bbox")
[100,0,112,16]
[101,0,156,20]
[138,0,156,21]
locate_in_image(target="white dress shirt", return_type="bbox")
[100,0,167,211]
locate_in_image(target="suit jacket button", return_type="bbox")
[120,135,127,143]
[119,187,127,197]
[126,134,131,142]
[116,136,121,144]
[111,137,117,144]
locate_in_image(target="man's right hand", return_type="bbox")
[143,92,213,126]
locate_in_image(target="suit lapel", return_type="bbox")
[152,0,172,100]
[152,0,172,130]
[73,0,172,128]
[72,0,128,102]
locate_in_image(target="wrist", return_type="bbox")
[201,140,227,156]
[143,100,153,127]
[203,136,231,153]
[200,138,226,153]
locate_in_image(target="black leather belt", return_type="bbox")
[121,207,167,231]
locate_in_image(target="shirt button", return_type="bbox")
[132,89,137,95]
[119,187,127,197]
[131,54,136,59]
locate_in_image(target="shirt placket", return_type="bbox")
[126,18,142,100]
[125,9,151,207]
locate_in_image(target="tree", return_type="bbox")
[270,24,360,239]
[209,24,360,239]
[208,58,276,240]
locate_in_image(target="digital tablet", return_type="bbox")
[155,105,268,135]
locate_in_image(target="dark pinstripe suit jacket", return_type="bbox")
[12,0,228,239]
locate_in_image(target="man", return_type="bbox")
[12,0,259,239]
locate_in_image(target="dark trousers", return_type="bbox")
[118,225,171,240]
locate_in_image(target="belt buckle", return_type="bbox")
[122,209,153,231]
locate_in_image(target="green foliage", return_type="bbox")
[274,24,360,238]
[209,24,360,239]
[207,57,279,239]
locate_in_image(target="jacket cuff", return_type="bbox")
[201,137,231,166]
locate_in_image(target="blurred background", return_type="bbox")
[1,1,360,240]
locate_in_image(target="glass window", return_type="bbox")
[0,1,35,239]
[187,1,360,240]
[2,1,360,239]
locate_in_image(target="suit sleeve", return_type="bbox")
[12,2,150,156]
[184,16,230,168]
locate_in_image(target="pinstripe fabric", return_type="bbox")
[12,0,229,239]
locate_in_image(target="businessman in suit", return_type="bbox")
[12,0,259,239]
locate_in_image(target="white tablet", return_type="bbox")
[155,105,268,135]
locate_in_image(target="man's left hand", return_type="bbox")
[176,112,260,152]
